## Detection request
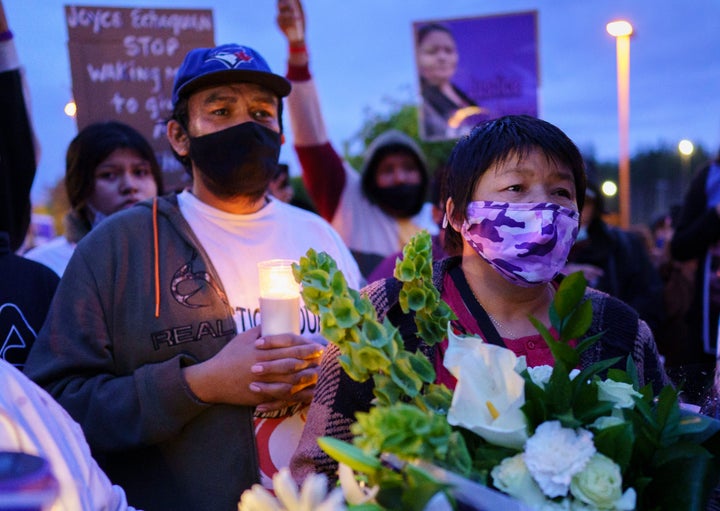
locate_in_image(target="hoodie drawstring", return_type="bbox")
[153,197,160,318]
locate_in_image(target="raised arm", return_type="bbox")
[276,0,346,222]
[0,0,39,251]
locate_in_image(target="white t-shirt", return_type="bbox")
[178,190,362,488]
[23,237,76,277]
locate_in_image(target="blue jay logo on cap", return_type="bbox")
[208,47,255,69]
[172,44,291,105]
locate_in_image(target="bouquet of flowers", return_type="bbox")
[239,232,720,511]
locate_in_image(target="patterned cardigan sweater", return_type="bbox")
[290,257,672,483]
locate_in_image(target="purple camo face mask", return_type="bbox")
[461,201,580,287]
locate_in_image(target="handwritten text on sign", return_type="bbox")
[65,5,215,192]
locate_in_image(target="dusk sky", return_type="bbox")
[5,0,720,203]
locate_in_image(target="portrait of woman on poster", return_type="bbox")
[416,23,487,141]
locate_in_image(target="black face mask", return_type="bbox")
[372,183,424,218]
[188,122,281,199]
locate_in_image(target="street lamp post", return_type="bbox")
[607,20,633,229]
[678,139,694,195]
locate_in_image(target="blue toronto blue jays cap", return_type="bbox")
[172,43,291,105]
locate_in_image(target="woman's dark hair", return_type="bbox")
[443,115,587,255]
[169,94,285,174]
[65,121,163,213]
[416,23,454,47]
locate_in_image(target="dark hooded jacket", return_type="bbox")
[24,196,257,511]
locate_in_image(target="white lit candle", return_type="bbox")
[258,259,301,336]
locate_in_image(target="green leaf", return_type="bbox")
[521,378,550,427]
[593,422,635,472]
[545,364,573,412]
[301,268,331,291]
[678,410,720,441]
[440,430,473,474]
[642,443,720,511]
[607,368,632,384]
[553,271,587,317]
[406,287,427,311]
[356,345,392,373]
[373,374,404,407]
[419,384,453,414]
[530,314,579,369]
[574,331,604,355]
[332,296,362,328]
[330,269,349,296]
[339,354,371,382]
[559,298,593,342]
[572,357,623,390]
[360,319,392,350]
[396,258,416,282]
[317,436,382,475]
[408,351,436,385]
[389,354,423,398]
[400,464,450,511]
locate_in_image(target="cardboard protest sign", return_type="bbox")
[65,5,215,191]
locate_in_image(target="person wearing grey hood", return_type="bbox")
[277,0,438,278]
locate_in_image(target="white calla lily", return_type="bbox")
[443,324,528,449]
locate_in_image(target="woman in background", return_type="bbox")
[416,23,485,140]
[25,121,163,276]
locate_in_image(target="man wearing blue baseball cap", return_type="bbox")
[25,42,361,511]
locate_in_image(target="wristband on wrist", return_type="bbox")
[289,42,306,54]
[0,30,13,42]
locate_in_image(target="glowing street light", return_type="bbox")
[678,139,694,157]
[678,139,695,192]
[607,19,633,229]
[601,180,618,198]
[64,99,77,118]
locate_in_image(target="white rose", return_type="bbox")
[570,453,636,510]
[527,367,581,389]
[524,421,596,498]
[596,380,642,409]
[528,365,554,388]
[491,454,547,508]
[516,355,528,374]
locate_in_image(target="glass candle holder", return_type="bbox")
[257,259,301,336]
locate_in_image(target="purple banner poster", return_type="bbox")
[413,11,538,142]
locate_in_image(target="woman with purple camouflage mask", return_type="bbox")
[290,115,672,484]
[440,114,586,348]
